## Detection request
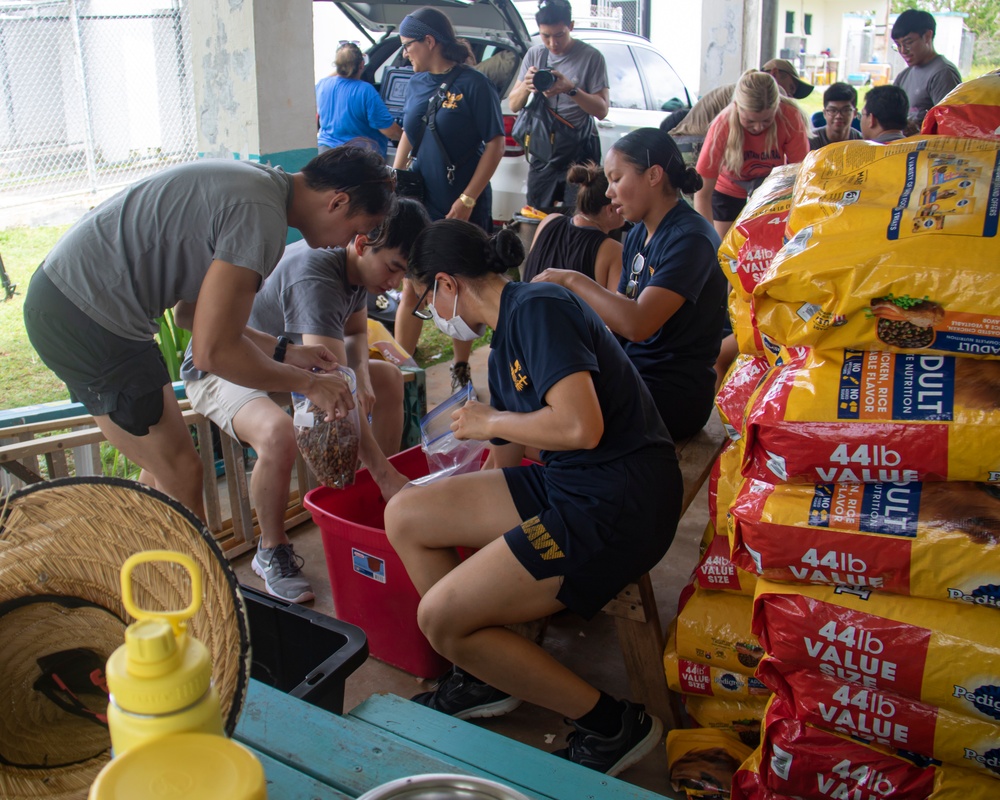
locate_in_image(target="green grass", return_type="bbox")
[0,225,72,408]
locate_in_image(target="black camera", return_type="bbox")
[533,68,556,92]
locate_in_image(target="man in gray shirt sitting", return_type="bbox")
[508,0,609,209]
[183,199,430,602]
[892,9,961,128]
[861,85,910,143]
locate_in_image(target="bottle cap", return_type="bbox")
[88,733,266,800]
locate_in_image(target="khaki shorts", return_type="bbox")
[184,373,270,442]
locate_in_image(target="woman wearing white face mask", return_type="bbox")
[385,218,682,777]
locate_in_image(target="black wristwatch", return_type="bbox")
[273,335,291,363]
[567,86,579,97]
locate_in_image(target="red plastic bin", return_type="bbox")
[303,446,452,678]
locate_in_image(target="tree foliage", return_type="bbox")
[891,0,1000,41]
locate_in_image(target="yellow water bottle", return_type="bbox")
[105,550,224,757]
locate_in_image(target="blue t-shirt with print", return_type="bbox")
[617,199,726,393]
[488,281,671,466]
[402,66,503,229]
[316,76,396,156]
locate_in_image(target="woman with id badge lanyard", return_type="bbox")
[533,128,727,440]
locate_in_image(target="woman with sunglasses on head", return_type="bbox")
[534,127,727,441]
[391,6,505,392]
[385,219,681,777]
[693,69,809,240]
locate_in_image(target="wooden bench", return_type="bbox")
[235,679,666,799]
[599,411,727,728]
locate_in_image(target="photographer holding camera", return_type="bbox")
[509,0,609,208]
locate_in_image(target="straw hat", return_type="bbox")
[0,477,250,800]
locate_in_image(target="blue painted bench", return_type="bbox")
[234,680,666,800]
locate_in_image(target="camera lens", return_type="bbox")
[534,69,555,92]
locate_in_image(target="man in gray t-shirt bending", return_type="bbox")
[891,9,962,127]
[23,147,394,526]
[183,199,428,602]
[508,0,609,208]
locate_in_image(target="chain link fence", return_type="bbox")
[0,0,196,210]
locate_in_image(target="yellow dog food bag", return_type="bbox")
[757,659,1000,781]
[754,137,1000,358]
[666,728,753,799]
[711,439,745,536]
[730,477,1000,606]
[741,347,1000,484]
[684,694,769,748]
[719,163,801,301]
[729,292,768,359]
[758,689,1000,797]
[665,622,771,700]
[922,71,1000,142]
[675,583,763,677]
[751,579,1000,725]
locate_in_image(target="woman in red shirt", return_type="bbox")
[694,69,809,239]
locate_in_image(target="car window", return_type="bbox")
[632,46,690,111]
[602,44,644,110]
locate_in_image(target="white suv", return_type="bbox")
[321,1,693,224]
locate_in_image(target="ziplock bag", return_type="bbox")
[292,366,361,489]
[411,383,487,486]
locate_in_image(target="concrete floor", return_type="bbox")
[233,346,705,798]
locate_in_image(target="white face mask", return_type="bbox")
[428,281,485,342]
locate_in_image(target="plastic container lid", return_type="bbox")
[88,733,266,800]
[356,773,532,800]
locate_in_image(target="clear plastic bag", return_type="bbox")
[411,384,487,486]
[292,367,361,489]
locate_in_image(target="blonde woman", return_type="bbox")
[316,42,402,157]
[694,69,809,239]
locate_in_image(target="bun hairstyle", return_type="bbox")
[407,219,523,285]
[406,7,474,65]
[611,128,703,196]
[334,42,364,77]
[566,161,612,215]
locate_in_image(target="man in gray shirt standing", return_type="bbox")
[509,0,609,209]
[23,146,395,525]
[892,9,961,128]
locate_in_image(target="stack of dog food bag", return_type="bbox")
[662,168,802,799]
[713,125,1000,799]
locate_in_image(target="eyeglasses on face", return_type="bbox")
[824,105,854,118]
[411,281,435,320]
[892,34,923,53]
[625,253,645,300]
[401,37,425,53]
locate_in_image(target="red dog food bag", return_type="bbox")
[717,355,771,440]
[731,747,784,800]
[759,692,1000,799]
[754,137,1000,358]
[719,163,801,301]
[922,71,1000,142]
[730,477,1000,605]
[757,660,1000,781]
[665,622,772,701]
[676,583,764,677]
[751,579,1000,724]
[741,347,1000,484]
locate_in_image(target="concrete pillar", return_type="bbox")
[189,0,316,173]
[700,0,747,92]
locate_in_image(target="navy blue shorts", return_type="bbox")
[501,447,682,618]
[711,190,747,223]
[23,268,169,436]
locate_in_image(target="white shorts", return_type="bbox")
[184,373,270,442]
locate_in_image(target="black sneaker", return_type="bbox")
[411,666,522,720]
[553,700,663,776]
[450,361,472,392]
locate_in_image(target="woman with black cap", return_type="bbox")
[391,6,505,392]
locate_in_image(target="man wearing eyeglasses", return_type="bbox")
[809,83,863,150]
[891,9,961,127]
